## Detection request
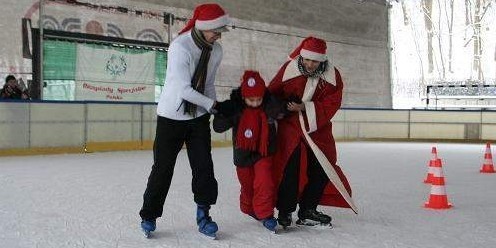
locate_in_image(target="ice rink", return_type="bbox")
[1,142,495,248]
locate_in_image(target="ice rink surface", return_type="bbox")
[1,142,495,248]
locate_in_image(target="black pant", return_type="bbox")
[276,144,329,214]
[140,114,218,221]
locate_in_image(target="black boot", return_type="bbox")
[296,209,332,226]
[277,212,292,228]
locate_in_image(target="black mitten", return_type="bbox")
[214,100,236,116]
[287,94,302,104]
[265,96,290,119]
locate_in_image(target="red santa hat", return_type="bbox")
[241,70,266,98]
[179,3,230,35]
[289,36,327,62]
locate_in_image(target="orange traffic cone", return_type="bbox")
[424,164,452,209]
[424,147,440,184]
[480,142,495,173]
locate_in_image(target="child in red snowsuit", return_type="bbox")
[213,70,286,231]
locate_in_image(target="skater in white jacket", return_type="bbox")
[139,3,231,239]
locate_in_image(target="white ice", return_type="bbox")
[1,142,495,248]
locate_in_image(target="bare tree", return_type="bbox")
[437,0,447,79]
[422,0,434,73]
[474,0,484,81]
[464,0,479,80]
[408,2,426,86]
[444,0,455,72]
[401,2,410,25]
[465,0,472,26]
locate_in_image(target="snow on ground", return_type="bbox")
[0,142,495,248]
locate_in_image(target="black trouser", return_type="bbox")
[139,114,218,221]
[276,144,329,215]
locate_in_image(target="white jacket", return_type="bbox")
[156,32,222,120]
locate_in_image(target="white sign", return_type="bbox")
[75,44,156,101]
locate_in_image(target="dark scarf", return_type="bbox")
[183,28,213,117]
[236,107,269,156]
[297,56,327,78]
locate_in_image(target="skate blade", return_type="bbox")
[142,230,152,238]
[199,231,217,240]
[266,226,278,234]
[296,219,333,229]
[313,223,333,230]
[277,224,295,232]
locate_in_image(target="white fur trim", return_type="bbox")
[298,112,358,214]
[195,15,230,30]
[300,49,327,62]
[302,77,318,101]
[282,59,336,86]
[304,101,317,133]
[282,59,301,82]
[322,65,336,86]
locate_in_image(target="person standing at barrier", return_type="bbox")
[139,3,231,239]
[268,36,357,229]
[0,75,30,100]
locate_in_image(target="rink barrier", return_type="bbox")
[1,100,496,156]
[86,140,230,153]
[0,140,233,156]
[0,146,83,156]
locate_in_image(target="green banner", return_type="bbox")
[43,40,167,101]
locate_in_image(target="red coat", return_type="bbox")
[268,59,355,212]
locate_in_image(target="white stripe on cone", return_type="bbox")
[430,185,447,195]
[432,167,444,177]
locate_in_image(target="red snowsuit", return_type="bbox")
[213,89,285,219]
[268,59,354,210]
[235,157,274,219]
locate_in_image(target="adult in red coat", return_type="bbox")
[268,37,357,227]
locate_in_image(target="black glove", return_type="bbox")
[287,94,302,104]
[214,100,236,116]
[264,96,289,120]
